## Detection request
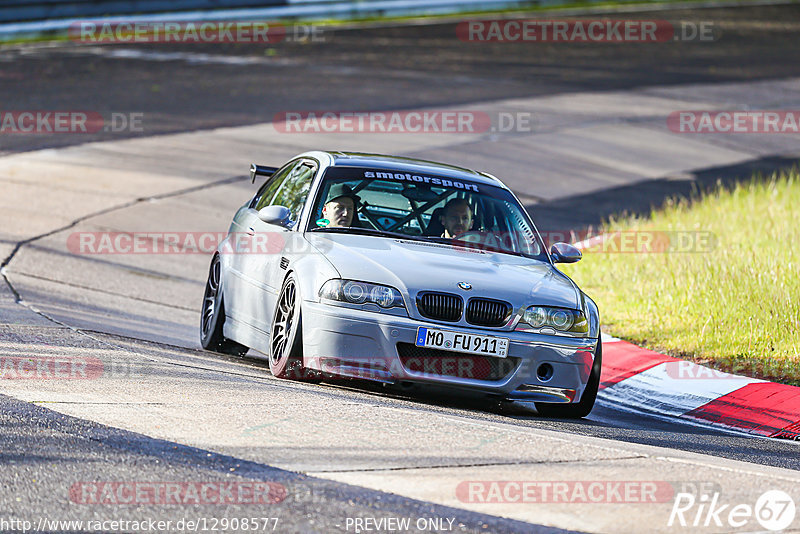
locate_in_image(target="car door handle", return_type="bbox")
[247,227,255,236]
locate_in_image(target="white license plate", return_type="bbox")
[415,327,509,358]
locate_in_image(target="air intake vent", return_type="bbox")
[466,298,512,327]
[397,343,517,381]
[280,257,289,270]
[416,292,463,322]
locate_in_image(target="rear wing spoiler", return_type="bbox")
[250,164,278,183]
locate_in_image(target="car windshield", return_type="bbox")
[306,166,547,260]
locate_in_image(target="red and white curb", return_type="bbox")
[570,237,799,440]
[597,333,800,440]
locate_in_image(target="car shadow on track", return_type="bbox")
[229,353,800,470]
[274,370,607,422]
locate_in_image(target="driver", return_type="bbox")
[321,183,360,228]
[440,198,473,238]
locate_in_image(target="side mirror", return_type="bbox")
[258,205,292,227]
[550,242,582,264]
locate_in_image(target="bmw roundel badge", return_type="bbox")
[457,282,472,290]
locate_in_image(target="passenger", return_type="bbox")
[440,198,473,238]
[321,184,360,228]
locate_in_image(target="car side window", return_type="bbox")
[270,161,317,223]
[252,161,299,211]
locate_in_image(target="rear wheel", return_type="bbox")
[200,255,248,356]
[535,337,602,419]
[269,274,320,381]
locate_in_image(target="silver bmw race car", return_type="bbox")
[201,151,601,417]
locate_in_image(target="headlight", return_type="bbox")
[520,306,588,335]
[319,279,405,309]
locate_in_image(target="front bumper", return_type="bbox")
[301,300,598,403]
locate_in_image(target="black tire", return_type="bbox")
[269,274,320,381]
[535,337,602,419]
[200,255,248,356]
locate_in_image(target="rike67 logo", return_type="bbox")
[669,490,796,531]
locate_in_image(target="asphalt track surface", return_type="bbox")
[3,3,800,227]
[2,3,800,533]
[2,4,800,153]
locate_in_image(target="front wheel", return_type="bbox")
[535,338,602,419]
[200,254,248,356]
[269,274,320,381]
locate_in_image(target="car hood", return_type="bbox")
[306,233,579,309]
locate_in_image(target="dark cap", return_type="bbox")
[326,183,360,205]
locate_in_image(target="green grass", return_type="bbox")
[561,169,800,385]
